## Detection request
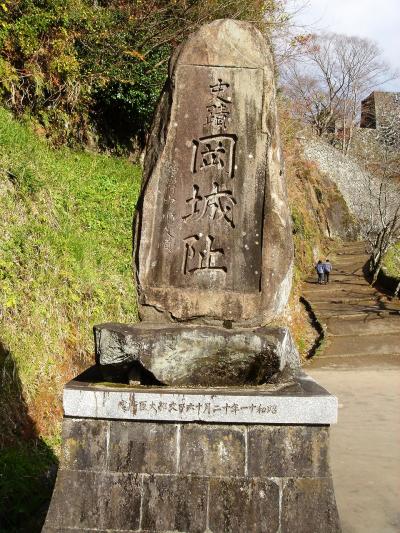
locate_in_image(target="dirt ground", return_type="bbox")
[307,356,400,533]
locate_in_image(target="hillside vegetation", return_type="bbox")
[0,106,141,530]
[0,0,272,152]
[383,243,400,278]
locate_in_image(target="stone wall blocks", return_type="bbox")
[44,470,142,530]
[141,474,208,533]
[179,424,245,476]
[107,421,178,474]
[208,477,280,533]
[247,425,329,478]
[61,418,109,470]
[281,477,341,533]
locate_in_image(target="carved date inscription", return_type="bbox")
[118,397,278,418]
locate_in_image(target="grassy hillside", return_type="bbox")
[0,107,141,530]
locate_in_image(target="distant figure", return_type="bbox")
[316,260,325,284]
[324,259,332,283]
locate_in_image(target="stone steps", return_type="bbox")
[304,293,380,304]
[303,240,400,361]
[333,266,367,275]
[324,316,400,336]
[322,334,400,358]
[334,241,366,252]
[334,240,365,247]
[315,352,400,361]
[313,301,388,315]
[304,283,375,295]
[325,275,369,284]
[307,353,400,369]
[318,310,399,321]
[334,255,367,262]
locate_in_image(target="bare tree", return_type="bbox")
[270,0,312,67]
[282,32,397,150]
[364,177,400,285]
[359,102,400,284]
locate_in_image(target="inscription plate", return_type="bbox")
[63,375,338,425]
[148,66,264,292]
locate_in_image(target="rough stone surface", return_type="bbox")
[303,137,376,223]
[179,424,245,476]
[61,418,108,471]
[108,421,178,474]
[281,478,341,533]
[94,322,300,386]
[303,137,400,235]
[247,425,329,478]
[134,19,293,326]
[44,470,142,530]
[141,475,208,532]
[44,414,341,532]
[208,478,280,533]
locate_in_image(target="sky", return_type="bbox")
[293,0,400,91]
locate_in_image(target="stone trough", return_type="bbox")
[94,322,300,386]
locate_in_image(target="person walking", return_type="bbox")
[316,260,325,284]
[324,259,332,283]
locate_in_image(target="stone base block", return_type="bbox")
[94,323,301,387]
[43,370,341,532]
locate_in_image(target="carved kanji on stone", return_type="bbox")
[192,135,237,178]
[182,235,226,274]
[182,182,236,228]
[205,78,232,129]
[135,19,293,324]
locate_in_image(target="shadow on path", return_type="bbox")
[0,341,58,533]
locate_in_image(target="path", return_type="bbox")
[302,241,400,533]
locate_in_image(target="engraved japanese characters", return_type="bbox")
[135,19,293,326]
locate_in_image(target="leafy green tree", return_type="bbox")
[0,0,281,152]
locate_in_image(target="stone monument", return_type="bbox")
[44,19,341,533]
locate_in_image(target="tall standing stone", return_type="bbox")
[44,20,340,533]
[135,19,293,327]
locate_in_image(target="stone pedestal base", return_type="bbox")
[43,368,341,532]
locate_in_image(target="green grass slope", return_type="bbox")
[0,107,141,530]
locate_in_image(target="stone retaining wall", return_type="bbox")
[302,138,375,224]
[302,137,400,237]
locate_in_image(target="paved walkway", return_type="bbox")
[303,242,400,533]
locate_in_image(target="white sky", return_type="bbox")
[294,0,400,91]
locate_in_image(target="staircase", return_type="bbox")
[303,241,400,362]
